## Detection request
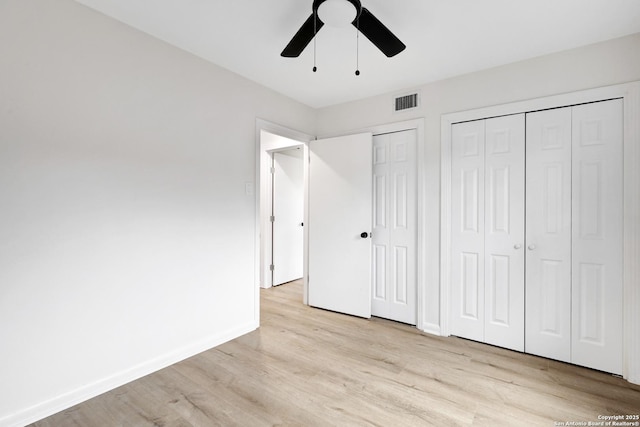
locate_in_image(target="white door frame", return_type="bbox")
[440,82,640,384]
[255,120,312,316]
[319,118,425,330]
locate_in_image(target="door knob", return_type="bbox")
[514,244,522,250]
[528,244,536,250]
[360,232,369,239]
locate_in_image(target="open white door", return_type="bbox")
[272,150,304,286]
[309,133,372,318]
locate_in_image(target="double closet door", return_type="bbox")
[526,100,623,374]
[450,99,623,375]
[451,114,526,352]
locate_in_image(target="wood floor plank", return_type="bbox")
[31,280,640,426]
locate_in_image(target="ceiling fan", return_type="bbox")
[281,0,406,58]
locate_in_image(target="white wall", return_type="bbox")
[0,1,315,425]
[316,32,640,333]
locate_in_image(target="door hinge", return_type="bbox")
[270,167,275,174]
[270,215,275,222]
[270,264,275,271]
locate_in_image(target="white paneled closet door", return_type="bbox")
[483,115,525,351]
[525,107,573,363]
[450,115,525,351]
[571,100,623,375]
[451,100,623,374]
[371,130,417,325]
[522,99,623,374]
[451,120,486,343]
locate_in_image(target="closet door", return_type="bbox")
[571,99,623,375]
[449,100,623,373]
[371,130,418,325]
[450,120,486,342]
[525,107,572,363]
[483,115,525,352]
[451,115,525,351]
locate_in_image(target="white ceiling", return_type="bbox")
[74,0,640,108]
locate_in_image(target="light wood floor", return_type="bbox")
[33,280,640,426]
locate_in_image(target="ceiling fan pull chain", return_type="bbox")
[313,11,318,72]
[355,15,360,76]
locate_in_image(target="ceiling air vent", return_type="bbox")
[394,92,419,112]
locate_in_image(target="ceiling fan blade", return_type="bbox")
[281,13,324,57]
[354,8,406,57]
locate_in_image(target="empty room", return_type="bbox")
[1,0,640,426]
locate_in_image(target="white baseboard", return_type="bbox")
[1,321,258,427]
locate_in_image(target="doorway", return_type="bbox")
[271,148,304,286]
[257,125,311,299]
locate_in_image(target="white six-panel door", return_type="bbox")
[451,114,526,351]
[371,130,417,325]
[526,100,623,373]
[525,107,573,363]
[451,114,524,351]
[571,100,623,375]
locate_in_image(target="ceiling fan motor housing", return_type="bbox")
[313,0,362,26]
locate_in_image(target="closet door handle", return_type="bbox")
[528,244,536,251]
[514,244,522,250]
